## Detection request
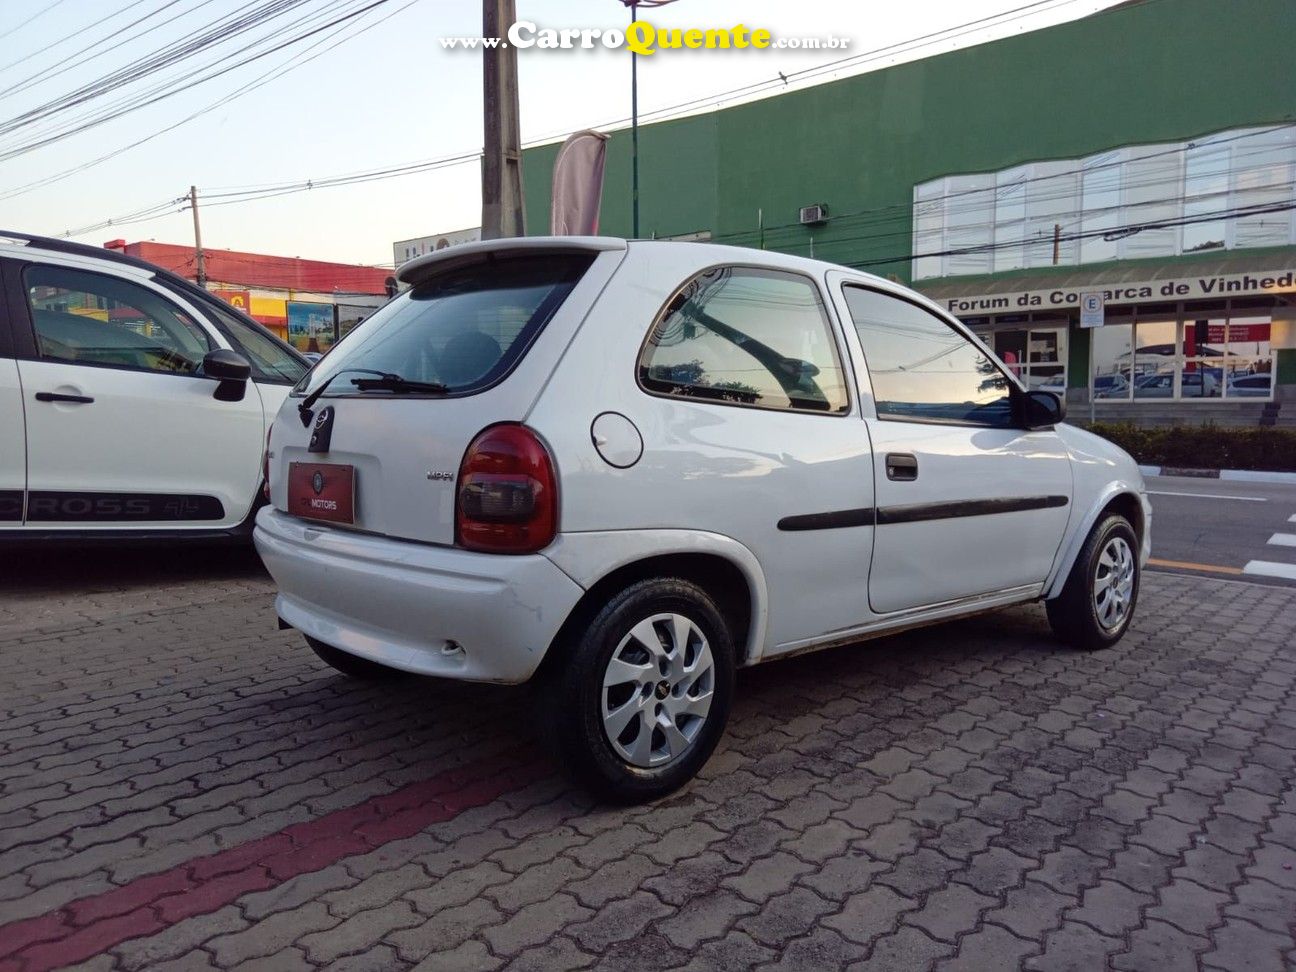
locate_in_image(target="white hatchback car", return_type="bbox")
[0,232,309,542]
[256,238,1151,802]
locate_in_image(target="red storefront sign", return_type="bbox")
[212,289,252,314]
[1184,321,1271,355]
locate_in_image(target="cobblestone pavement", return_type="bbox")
[2,550,1296,971]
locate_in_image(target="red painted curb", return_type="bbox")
[0,751,547,972]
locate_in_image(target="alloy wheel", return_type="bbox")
[1093,535,1135,631]
[600,612,715,768]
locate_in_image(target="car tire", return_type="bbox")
[545,578,736,804]
[305,636,404,679]
[1046,513,1140,651]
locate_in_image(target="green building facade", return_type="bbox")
[522,0,1296,426]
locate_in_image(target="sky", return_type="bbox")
[0,0,1124,267]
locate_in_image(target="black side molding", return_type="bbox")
[778,495,1068,532]
[877,495,1068,525]
[778,508,876,532]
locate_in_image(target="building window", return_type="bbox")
[912,124,1296,280]
[990,324,1067,395]
[1090,303,1274,401]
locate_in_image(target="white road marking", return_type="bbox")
[1244,561,1296,581]
[1146,490,1266,502]
[1267,533,1296,547]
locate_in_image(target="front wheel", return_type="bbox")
[1046,514,1140,651]
[545,578,735,804]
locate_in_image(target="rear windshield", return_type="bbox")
[298,253,593,397]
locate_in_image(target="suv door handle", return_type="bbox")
[35,392,94,404]
[886,453,918,481]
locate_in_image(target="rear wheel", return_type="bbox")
[305,636,404,679]
[545,578,735,804]
[1046,514,1140,651]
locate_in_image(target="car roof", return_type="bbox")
[394,235,900,293]
[0,229,309,366]
[0,230,169,279]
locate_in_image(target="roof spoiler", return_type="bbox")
[395,236,626,284]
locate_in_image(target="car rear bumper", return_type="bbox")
[253,507,585,683]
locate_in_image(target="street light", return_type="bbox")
[619,0,678,239]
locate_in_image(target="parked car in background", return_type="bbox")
[1093,373,1129,398]
[0,232,309,541]
[1135,371,1219,398]
[1227,373,1272,397]
[256,238,1151,802]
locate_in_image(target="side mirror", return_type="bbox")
[1021,389,1065,429]
[202,349,251,402]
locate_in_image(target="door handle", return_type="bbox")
[35,392,94,404]
[886,453,918,481]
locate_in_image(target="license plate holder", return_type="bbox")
[287,462,355,525]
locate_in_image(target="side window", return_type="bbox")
[638,267,849,414]
[24,265,211,375]
[843,286,1015,427]
[202,299,308,384]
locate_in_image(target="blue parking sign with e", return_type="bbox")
[1080,292,1105,328]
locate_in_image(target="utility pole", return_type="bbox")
[630,2,639,238]
[190,185,207,288]
[481,0,525,239]
[1052,222,1061,266]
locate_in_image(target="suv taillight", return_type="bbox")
[261,424,273,501]
[456,424,557,554]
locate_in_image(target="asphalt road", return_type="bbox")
[1145,474,1296,587]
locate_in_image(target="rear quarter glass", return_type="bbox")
[299,253,596,399]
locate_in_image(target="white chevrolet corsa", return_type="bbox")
[255,238,1151,802]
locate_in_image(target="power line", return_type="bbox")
[0,0,73,43]
[547,0,1102,140]
[0,0,219,105]
[10,0,359,148]
[0,0,392,162]
[845,198,1296,271]
[47,0,1197,259]
[0,0,416,203]
[26,0,1102,213]
[0,0,314,132]
[0,0,157,79]
[716,127,1295,242]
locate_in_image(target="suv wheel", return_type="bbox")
[1046,514,1140,651]
[546,578,735,804]
[305,636,403,679]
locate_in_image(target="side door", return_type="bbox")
[0,265,24,525]
[8,259,265,531]
[625,262,876,652]
[834,280,1072,615]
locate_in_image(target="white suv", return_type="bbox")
[0,232,309,541]
[256,238,1151,802]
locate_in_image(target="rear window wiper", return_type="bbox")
[297,367,391,424]
[351,373,449,394]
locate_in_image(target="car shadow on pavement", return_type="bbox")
[274,601,1065,806]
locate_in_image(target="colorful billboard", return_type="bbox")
[286,301,335,353]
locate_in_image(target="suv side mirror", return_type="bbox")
[1021,389,1065,430]
[202,349,251,402]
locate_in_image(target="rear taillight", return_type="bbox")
[261,424,273,501]
[456,424,557,554]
